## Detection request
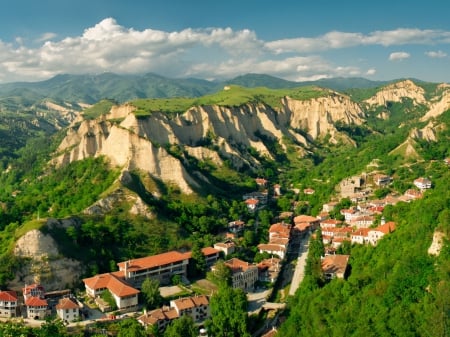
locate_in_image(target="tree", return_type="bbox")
[207,260,231,287]
[141,277,162,310]
[190,242,207,278]
[164,315,198,337]
[206,285,250,337]
[117,318,147,337]
[37,318,68,337]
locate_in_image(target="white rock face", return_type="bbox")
[421,89,450,121]
[12,226,83,291]
[53,94,366,192]
[428,231,445,256]
[364,80,426,106]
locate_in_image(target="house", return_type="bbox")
[320,219,342,229]
[351,228,370,245]
[340,208,359,222]
[303,188,315,195]
[368,221,396,246]
[243,191,268,204]
[404,189,423,200]
[228,220,246,234]
[23,284,45,302]
[322,201,338,213]
[273,184,282,196]
[223,258,258,292]
[339,176,362,198]
[0,291,18,318]
[444,158,450,166]
[257,257,281,283]
[293,215,320,234]
[350,215,375,228]
[138,306,179,332]
[373,174,392,186]
[257,243,287,259]
[117,251,190,286]
[56,297,80,322]
[25,296,48,319]
[414,177,432,190]
[83,272,140,311]
[255,178,268,187]
[277,211,293,222]
[170,295,210,323]
[321,254,350,280]
[244,198,260,212]
[268,222,291,241]
[214,240,236,256]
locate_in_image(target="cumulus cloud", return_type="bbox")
[366,68,376,75]
[389,52,411,61]
[1,18,449,83]
[425,50,447,58]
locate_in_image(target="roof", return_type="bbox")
[245,198,259,205]
[117,251,189,272]
[414,177,431,184]
[184,247,220,259]
[172,295,209,311]
[293,215,318,223]
[352,228,370,236]
[83,273,139,298]
[321,255,350,275]
[372,221,396,235]
[55,297,79,310]
[25,296,48,307]
[224,258,257,274]
[0,291,18,301]
[258,244,286,252]
[138,307,179,325]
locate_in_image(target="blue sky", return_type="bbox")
[1,0,449,83]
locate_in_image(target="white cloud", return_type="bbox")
[366,68,376,75]
[425,50,447,58]
[0,18,449,83]
[389,52,411,61]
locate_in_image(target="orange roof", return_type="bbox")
[374,221,396,234]
[184,247,220,260]
[293,215,318,223]
[352,228,370,236]
[321,255,349,275]
[138,307,179,325]
[172,295,209,311]
[0,291,17,301]
[224,258,256,273]
[83,273,139,298]
[117,251,189,272]
[258,244,286,252]
[56,298,79,310]
[25,296,47,307]
[245,198,259,205]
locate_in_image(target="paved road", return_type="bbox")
[289,232,310,296]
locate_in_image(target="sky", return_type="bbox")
[1,0,449,84]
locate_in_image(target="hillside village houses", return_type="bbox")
[0,171,420,329]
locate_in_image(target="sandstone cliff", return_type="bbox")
[364,80,427,107]
[52,93,365,193]
[11,219,83,291]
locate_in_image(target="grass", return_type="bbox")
[83,99,117,119]
[129,85,329,115]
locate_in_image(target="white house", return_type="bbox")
[223,258,258,292]
[413,177,432,190]
[170,295,210,323]
[25,297,48,320]
[0,291,18,318]
[56,297,80,322]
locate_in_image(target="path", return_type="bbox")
[289,232,310,296]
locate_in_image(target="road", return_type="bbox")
[288,232,310,296]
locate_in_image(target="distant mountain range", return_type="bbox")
[0,72,390,105]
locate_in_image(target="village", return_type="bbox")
[0,164,439,336]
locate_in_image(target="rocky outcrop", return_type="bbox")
[364,80,426,107]
[52,92,366,193]
[428,231,445,256]
[11,222,83,291]
[421,89,450,121]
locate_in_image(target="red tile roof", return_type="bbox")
[55,298,79,310]
[373,221,396,234]
[321,255,350,275]
[23,284,45,295]
[25,296,47,307]
[224,258,256,273]
[83,273,139,298]
[117,251,189,272]
[293,215,318,223]
[0,291,17,301]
